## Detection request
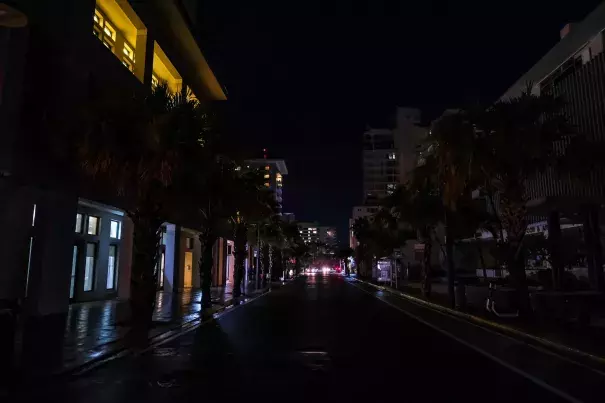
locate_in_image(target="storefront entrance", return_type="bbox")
[184,251,193,288]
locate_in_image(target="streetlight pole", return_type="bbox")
[255,224,260,290]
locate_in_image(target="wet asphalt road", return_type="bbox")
[19,274,571,403]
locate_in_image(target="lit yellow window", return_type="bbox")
[276,173,282,182]
[123,43,134,61]
[264,183,270,187]
[102,38,114,51]
[103,21,116,41]
[264,174,270,179]
[94,9,103,25]
[265,166,270,170]
[92,5,139,77]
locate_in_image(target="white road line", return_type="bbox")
[396,290,605,377]
[355,279,605,378]
[348,281,584,403]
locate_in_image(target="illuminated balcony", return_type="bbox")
[93,0,146,82]
[152,43,182,94]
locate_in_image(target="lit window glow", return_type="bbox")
[110,220,121,239]
[93,6,137,76]
[123,43,134,61]
[84,243,96,291]
[107,245,118,289]
[87,216,100,235]
[75,213,83,233]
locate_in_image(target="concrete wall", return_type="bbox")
[0,185,36,302]
[26,191,78,316]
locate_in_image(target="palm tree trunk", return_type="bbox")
[445,220,456,308]
[128,211,162,345]
[198,228,216,309]
[261,243,270,285]
[233,222,247,297]
[268,245,274,282]
[501,191,531,318]
[271,247,281,281]
[421,240,432,298]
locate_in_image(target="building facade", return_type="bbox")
[246,159,288,213]
[499,2,605,288]
[298,222,320,245]
[0,0,225,325]
[362,107,426,203]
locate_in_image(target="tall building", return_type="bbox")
[499,3,605,288]
[298,222,319,244]
[246,159,288,213]
[501,7,605,202]
[362,107,426,203]
[0,0,224,321]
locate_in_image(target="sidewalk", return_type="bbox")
[19,282,268,376]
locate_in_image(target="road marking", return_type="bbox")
[352,279,605,378]
[353,278,605,367]
[348,281,584,403]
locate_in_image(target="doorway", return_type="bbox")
[184,251,193,288]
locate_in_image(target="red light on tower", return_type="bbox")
[263,148,268,159]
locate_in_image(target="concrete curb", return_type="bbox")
[352,277,605,367]
[59,288,271,378]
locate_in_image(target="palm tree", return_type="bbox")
[428,89,574,317]
[77,84,211,329]
[385,179,442,297]
[230,171,277,297]
[256,215,283,284]
[351,217,373,278]
[282,221,307,276]
[191,156,239,307]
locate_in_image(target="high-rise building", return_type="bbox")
[500,6,605,202]
[298,222,319,244]
[499,3,605,288]
[362,107,426,203]
[246,159,288,213]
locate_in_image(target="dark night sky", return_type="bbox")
[197,0,601,243]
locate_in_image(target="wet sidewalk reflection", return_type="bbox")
[17,282,261,376]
